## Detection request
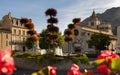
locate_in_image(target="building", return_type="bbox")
[0,12,29,51]
[63,11,117,53]
[117,25,120,53]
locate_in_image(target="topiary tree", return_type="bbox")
[20,18,39,51]
[39,8,64,53]
[64,18,80,54]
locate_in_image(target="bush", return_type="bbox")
[70,57,79,64]
[13,53,90,65]
[64,54,90,65]
[78,54,90,65]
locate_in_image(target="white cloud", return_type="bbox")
[56,0,120,34]
[105,0,120,8]
[1,0,120,34]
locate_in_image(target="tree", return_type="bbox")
[39,8,64,51]
[64,18,81,54]
[87,33,111,53]
[20,18,39,51]
[39,30,64,49]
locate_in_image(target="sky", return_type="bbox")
[0,0,120,34]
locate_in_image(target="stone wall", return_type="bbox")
[14,57,94,70]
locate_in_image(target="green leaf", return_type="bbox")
[39,67,49,75]
[111,58,120,70]
[32,67,49,75]
[93,59,105,65]
[31,72,37,75]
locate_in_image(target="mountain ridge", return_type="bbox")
[81,7,120,35]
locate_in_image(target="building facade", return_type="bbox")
[117,25,120,53]
[0,12,29,51]
[63,11,117,53]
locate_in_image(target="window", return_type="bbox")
[91,22,94,26]
[21,37,23,41]
[19,30,21,35]
[23,38,25,42]
[12,20,14,24]
[88,33,90,36]
[16,20,18,25]
[23,30,25,35]
[97,26,98,29]
[6,40,9,46]
[74,29,79,36]
[14,29,16,34]
[9,41,11,45]
[6,33,8,39]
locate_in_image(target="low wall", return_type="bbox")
[14,57,94,70]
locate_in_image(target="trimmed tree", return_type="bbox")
[20,18,39,51]
[39,8,64,52]
[64,18,80,54]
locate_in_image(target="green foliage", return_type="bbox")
[25,38,34,49]
[13,53,89,65]
[13,53,63,65]
[87,33,111,52]
[39,30,64,50]
[78,54,90,65]
[66,54,90,65]
[70,57,79,64]
[40,8,63,51]
[39,30,49,49]
[32,66,49,75]
[111,58,120,70]
[57,32,64,48]
[93,59,105,65]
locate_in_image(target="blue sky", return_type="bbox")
[0,0,120,34]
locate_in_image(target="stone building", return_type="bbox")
[0,12,29,51]
[117,25,120,53]
[63,11,117,53]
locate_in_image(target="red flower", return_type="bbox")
[68,70,82,75]
[97,64,111,74]
[84,69,93,75]
[0,62,16,74]
[97,50,119,59]
[49,66,56,75]
[0,48,16,75]
[101,50,112,57]
[68,64,82,75]
[97,55,106,59]
[111,54,119,58]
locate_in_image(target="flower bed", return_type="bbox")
[1,48,120,75]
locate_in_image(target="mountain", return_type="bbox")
[81,7,120,35]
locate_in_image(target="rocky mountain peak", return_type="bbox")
[81,7,120,35]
